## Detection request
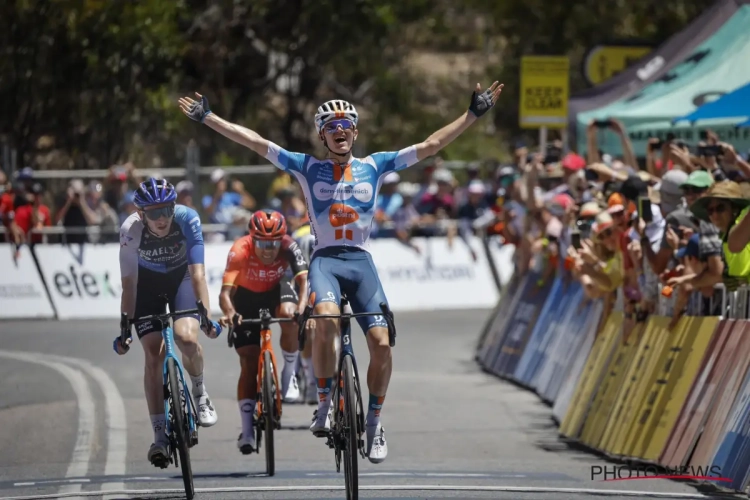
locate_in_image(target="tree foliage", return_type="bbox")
[0,0,715,170]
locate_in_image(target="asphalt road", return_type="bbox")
[0,310,727,500]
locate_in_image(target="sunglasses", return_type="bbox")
[322,119,355,134]
[706,204,728,215]
[254,238,282,250]
[683,187,707,195]
[143,204,175,221]
[599,228,614,239]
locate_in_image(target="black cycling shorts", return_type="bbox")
[232,280,297,349]
[134,265,199,339]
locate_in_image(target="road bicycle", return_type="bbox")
[119,297,221,500]
[297,295,396,500]
[227,310,296,476]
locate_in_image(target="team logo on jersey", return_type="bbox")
[328,204,359,227]
[312,181,373,203]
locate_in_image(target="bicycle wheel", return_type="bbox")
[342,355,359,500]
[262,350,276,477]
[167,358,194,500]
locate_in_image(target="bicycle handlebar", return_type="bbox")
[119,300,221,349]
[226,312,298,348]
[297,302,396,351]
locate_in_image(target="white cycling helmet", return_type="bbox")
[314,99,359,132]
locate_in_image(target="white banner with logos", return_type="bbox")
[34,243,235,320]
[29,237,514,320]
[367,236,512,311]
[0,244,55,319]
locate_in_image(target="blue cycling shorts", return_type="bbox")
[308,247,389,334]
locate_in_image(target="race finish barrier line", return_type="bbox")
[0,236,514,320]
[476,276,750,495]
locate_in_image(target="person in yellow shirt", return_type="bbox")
[690,181,750,284]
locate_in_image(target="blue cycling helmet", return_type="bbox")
[133,177,177,209]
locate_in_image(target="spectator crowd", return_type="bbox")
[6,116,750,328]
[0,157,509,260]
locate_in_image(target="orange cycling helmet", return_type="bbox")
[248,210,287,239]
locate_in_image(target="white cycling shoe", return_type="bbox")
[147,442,170,469]
[196,392,218,427]
[237,433,255,455]
[366,423,388,464]
[282,375,300,403]
[310,406,332,437]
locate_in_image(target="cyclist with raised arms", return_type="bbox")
[179,81,503,464]
[114,177,221,468]
[217,209,309,453]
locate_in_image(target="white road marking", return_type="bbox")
[0,351,128,500]
[0,484,713,500]
[0,351,95,500]
[61,360,127,500]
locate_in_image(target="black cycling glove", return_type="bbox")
[468,87,495,118]
[186,95,212,123]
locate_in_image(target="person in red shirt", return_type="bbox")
[13,182,51,245]
[218,210,309,454]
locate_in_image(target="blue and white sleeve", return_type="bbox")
[119,213,142,278]
[174,205,205,265]
[371,146,419,176]
[265,142,308,174]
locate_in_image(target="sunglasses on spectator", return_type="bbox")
[683,187,706,195]
[598,228,614,239]
[322,120,355,134]
[254,238,282,250]
[143,204,175,221]
[706,204,728,215]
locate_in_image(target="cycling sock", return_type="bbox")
[190,372,205,398]
[281,350,298,392]
[301,356,315,386]
[317,377,334,408]
[366,394,385,427]
[150,414,168,445]
[238,399,255,437]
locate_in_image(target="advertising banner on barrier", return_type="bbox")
[660,319,737,467]
[0,244,55,319]
[711,360,750,490]
[512,276,564,386]
[31,237,511,320]
[370,236,504,311]
[529,282,585,392]
[551,299,602,423]
[490,276,552,376]
[480,274,529,369]
[34,243,234,319]
[33,244,121,320]
[690,322,750,469]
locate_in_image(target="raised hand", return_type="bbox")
[178,92,212,123]
[468,81,504,118]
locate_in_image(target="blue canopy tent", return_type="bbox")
[673,81,750,126]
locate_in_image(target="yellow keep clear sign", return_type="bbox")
[519,56,569,129]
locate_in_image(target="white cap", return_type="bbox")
[397,182,420,198]
[467,180,486,194]
[211,168,226,183]
[383,172,400,184]
[433,168,453,183]
[176,180,193,194]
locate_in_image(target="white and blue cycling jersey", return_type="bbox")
[119,204,205,276]
[264,142,420,333]
[264,142,420,256]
